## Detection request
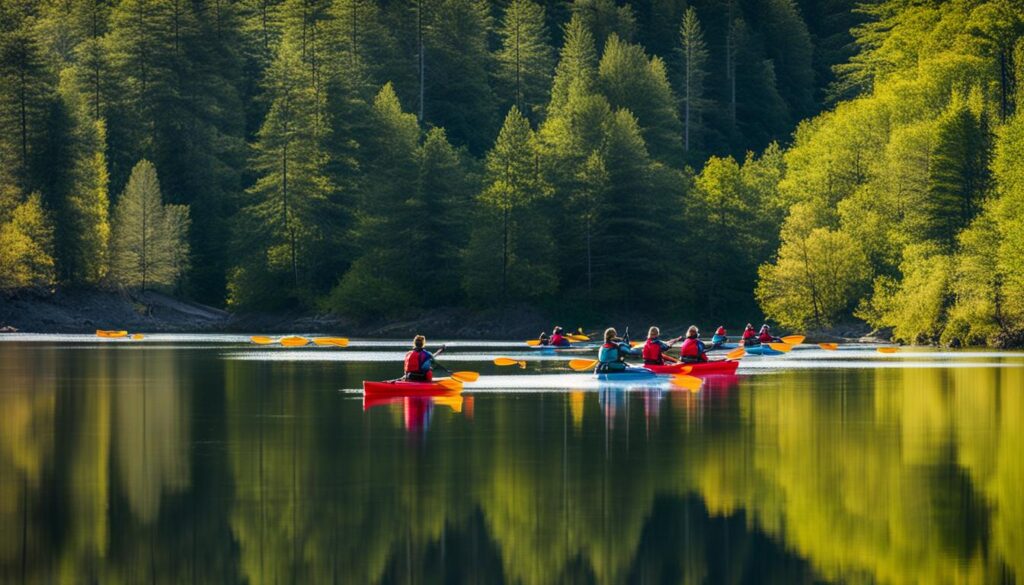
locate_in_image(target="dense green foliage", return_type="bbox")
[754,0,1024,346]
[3,0,1023,344]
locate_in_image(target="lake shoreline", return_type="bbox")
[1,287,887,343]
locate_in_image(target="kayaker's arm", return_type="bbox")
[434,344,447,357]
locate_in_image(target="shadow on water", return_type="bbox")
[0,339,1021,583]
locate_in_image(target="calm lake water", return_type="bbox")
[1,335,1022,584]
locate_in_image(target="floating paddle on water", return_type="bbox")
[250,336,274,345]
[767,342,794,353]
[780,335,805,345]
[569,358,598,372]
[876,347,900,354]
[725,347,746,360]
[493,357,527,368]
[280,336,309,347]
[818,342,839,351]
[313,337,349,347]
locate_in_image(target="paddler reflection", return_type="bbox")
[363,393,470,432]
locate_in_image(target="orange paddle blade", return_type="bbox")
[451,371,479,382]
[432,394,463,413]
[781,335,805,345]
[671,374,703,391]
[131,333,144,340]
[250,336,274,345]
[436,378,464,392]
[567,334,590,342]
[725,347,746,360]
[280,336,309,347]
[768,343,793,353]
[568,359,598,372]
[818,342,839,351]
[96,330,128,338]
[493,357,524,367]
[877,347,899,354]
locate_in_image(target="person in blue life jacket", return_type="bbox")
[642,327,683,365]
[596,327,640,373]
[679,326,709,363]
[710,326,729,349]
[404,335,446,382]
[547,326,571,347]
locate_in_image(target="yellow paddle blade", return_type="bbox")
[678,365,693,375]
[671,374,703,391]
[567,334,590,342]
[280,336,309,347]
[526,339,542,346]
[725,347,746,360]
[432,394,463,413]
[250,336,274,345]
[568,359,598,372]
[630,341,641,348]
[818,342,839,351]
[313,337,349,347]
[877,347,900,354]
[436,378,464,392]
[781,335,805,345]
[493,357,526,368]
[451,371,479,382]
[768,343,793,353]
[131,333,144,340]
[96,330,128,338]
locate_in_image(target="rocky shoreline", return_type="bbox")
[1,288,893,342]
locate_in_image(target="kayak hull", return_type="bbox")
[743,345,783,356]
[644,360,740,376]
[362,379,460,396]
[707,343,739,351]
[594,368,658,381]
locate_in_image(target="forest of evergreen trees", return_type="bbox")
[1,0,1023,345]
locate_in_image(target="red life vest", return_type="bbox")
[758,331,774,343]
[404,349,427,373]
[742,329,756,340]
[715,327,727,336]
[549,333,568,346]
[642,339,663,363]
[680,338,707,361]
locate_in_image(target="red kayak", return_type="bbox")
[644,360,740,376]
[362,379,461,397]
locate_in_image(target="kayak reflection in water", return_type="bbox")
[403,335,446,382]
[642,326,682,365]
[596,327,640,373]
[710,325,729,349]
[679,326,709,363]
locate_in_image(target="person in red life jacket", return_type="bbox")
[741,323,758,346]
[404,335,446,382]
[679,326,709,363]
[642,326,682,365]
[757,324,781,344]
[710,326,729,349]
[548,326,571,347]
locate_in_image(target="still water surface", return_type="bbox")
[0,335,1021,583]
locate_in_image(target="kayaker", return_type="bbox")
[596,327,640,373]
[548,326,571,347]
[757,324,781,344]
[404,335,446,382]
[741,323,757,346]
[711,326,729,349]
[680,326,709,363]
[642,327,682,365]
[538,331,550,345]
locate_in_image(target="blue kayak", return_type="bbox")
[744,344,783,356]
[594,367,658,381]
[707,342,739,351]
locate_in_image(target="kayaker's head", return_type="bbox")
[413,335,425,349]
[760,324,770,332]
[604,328,618,343]
[553,326,563,334]
[715,326,726,335]
[648,326,660,339]
[745,323,754,330]
[686,326,699,339]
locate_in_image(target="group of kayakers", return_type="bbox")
[402,323,783,380]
